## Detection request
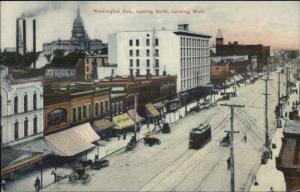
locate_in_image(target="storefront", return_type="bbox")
[93,119,115,139]
[145,103,161,129]
[112,113,135,134]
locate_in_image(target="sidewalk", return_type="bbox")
[250,78,299,191]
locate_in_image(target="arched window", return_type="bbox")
[14,121,19,140]
[95,103,99,116]
[24,118,28,137]
[33,93,37,110]
[24,95,28,112]
[100,102,103,114]
[14,96,18,113]
[33,116,37,134]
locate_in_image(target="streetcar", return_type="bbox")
[189,123,212,149]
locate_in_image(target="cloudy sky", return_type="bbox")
[1,1,299,52]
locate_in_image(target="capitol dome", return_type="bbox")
[71,6,89,42]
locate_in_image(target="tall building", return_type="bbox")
[0,65,44,146]
[108,24,211,93]
[43,6,106,55]
[215,29,270,72]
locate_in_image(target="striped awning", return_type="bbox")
[45,123,100,157]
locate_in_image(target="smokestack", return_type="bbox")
[33,19,36,68]
[16,19,19,54]
[23,19,26,56]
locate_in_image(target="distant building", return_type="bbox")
[276,120,300,191]
[215,29,270,72]
[108,24,211,93]
[43,7,107,55]
[45,67,76,78]
[0,65,44,146]
[76,52,118,80]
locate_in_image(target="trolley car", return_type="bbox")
[189,123,212,149]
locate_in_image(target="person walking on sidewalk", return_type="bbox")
[51,167,58,183]
[1,179,7,191]
[34,177,41,192]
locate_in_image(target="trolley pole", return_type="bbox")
[262,76,271,148]
[220,103,244,192]
[134,93,138,140]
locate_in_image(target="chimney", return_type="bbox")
[33,19,36,68]
[16,19,19,54]
[22,19,26,56]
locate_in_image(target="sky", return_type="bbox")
[1,1,300,52]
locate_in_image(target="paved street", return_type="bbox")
[34,71,281,192]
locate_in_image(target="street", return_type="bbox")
[41,71,279,192]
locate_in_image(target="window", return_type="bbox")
[136,50,139,57]
[130,59,133,67]
[33,116,37,134]
[112,103,115,115]
[136,69,140,76]
[105,101,109,113]
[129,39,133,46]
[146,49,150,57]
[130,69,133,76]
[14,96,18,114]
[155,49,159,56]
[136,59,140,67]
[86,58,89,64]
[129,50,133,56]
[73,108,77,122]
[24,118,28,137]
[155,38,159,46]
[33,93,37,110]
[86,66,89,72]
[95,103,99,116]
[0,96,1,117]
[155,59,159,67]
[136,39,139,46]
[146,59,150,67]
[14,121,19,140]
[24,95,28,112]
[78,107,82,121]
[146,39,150,46]
[155,69,159,76]
[146,69,150,76]
[99,102,103,114]
[48,109,67,126]
[83,105,87,119]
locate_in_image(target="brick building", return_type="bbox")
[44,83,111,135]
[215,29,270,72]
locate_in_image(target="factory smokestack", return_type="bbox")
[23,19,26,56]
[33,19,36,68]
[16,19,19,55]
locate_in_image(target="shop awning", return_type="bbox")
[1,147,43,176]
[112,113,135,129]
[93,119,114,132]
[45,123,100,157]
[153,101,165,110]
[145,103,160,118]
[14,137,53,155]
[127,109,144,123]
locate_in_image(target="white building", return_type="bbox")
[108,24,211,93]
[45,68,76,78]
[0,65,44,146]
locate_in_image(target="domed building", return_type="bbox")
[43,6,107,55]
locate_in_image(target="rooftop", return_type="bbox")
[284,120,300,136]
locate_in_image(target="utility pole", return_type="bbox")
[220,103,244,192]
[285,66,289,98]
[134,93,138,140]
[277,72,280,105]
[262,76,271,148]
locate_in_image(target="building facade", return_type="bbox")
[108,24,211,93]
[44,85,111,135]
[43,7,106,55]
[0,65,44,146]
[215,29,270,72]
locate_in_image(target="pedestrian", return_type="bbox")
[270,187,274,192]
[269,149,273,160]
[51,167,57,183]
[227,157,231,170]
[34,177,41,192]
[1,179,7,191]
[244,135,247,143]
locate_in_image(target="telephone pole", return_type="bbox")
[262,76,271,148]
[277,72,280,105]
[220,103,244,192]
[285,66,289,98]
